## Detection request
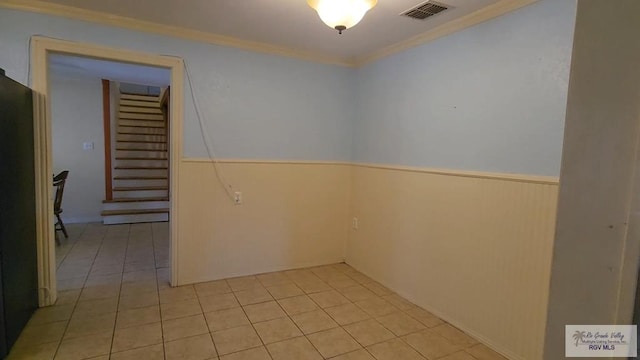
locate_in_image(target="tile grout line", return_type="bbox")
[107,223,132,358]
[228,281,275,359]
[108,224,163,356]
[305,266,406,359]
[54,222,85,270]
[332,267,404,358]
[52,223,108,360]
[264,279,312,359]
[149,222,168,360]
[48,223,88,359]
[154,222,173,360]
[277,275,333,359]
[149,223,173,360]
[47,229,486,360]
[306,272,366,359]
[193,283,219,358]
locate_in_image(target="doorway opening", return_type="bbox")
[30,36,183,306]
[48,54,173,303]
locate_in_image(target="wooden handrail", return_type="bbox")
[102,79,113,201]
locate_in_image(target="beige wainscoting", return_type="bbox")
[346,164,559,360]
[177,159,351,284]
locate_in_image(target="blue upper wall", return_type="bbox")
[0,9,355,161]
[353,0,577,176]
[0,1,576,175]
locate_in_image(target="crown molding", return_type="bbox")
[352,0,539,66]
[0,0,538,68]
[0,0,354,67]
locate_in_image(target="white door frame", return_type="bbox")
[31,36,183,306]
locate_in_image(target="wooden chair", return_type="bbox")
[53,171,69,243]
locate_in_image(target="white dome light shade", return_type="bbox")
[307,0,378,34]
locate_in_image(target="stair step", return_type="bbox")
[118,124,165,129]
[116,145,167,152]
[120,93,159,101]
[116,159,168,168]
[120,106,163,114]
[119,112,164,121]
[117,140,166,144]
[114,178,167,187]
[104,197,168,203]
[120,99,160,108]
[101,206,169,224]
[119,119,165,128]
[115,166,168,170]
[102,208,169,216]
[118,128,166,135]
[116,148,167,152]
[116,151,167,160]
[113,186,168,191]
[116,156,169,161]
[118,131,166,137]
[103,198,169,211]
[116,152,167,159]
[113,188,168,199]
[114,176,167,180]
[117,132,167,138]
[113,168,168,177]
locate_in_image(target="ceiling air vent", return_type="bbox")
[402,1,451,20]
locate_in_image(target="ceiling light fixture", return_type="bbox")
[307,0,378,34]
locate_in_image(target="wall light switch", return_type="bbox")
[83,142,94,150]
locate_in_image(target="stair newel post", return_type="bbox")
[161,87,170,197]
[102,79,113,201]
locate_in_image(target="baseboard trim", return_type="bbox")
[63,216,103,224]
[180,258,346,286]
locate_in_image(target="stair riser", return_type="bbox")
[117,134,167,142]
[103,212,168,225]
[113,190,168,198]
[114,169,168,177]
[116,142,167,151]
[118,126,166,135]
[116,150,167,158]
[117,159,168,167]
[120,106,162,114]
[121,94,159,102]
[119,112,164,121]
[103,201,169,211]
[120,99,160,108]
[119,119,165,128]
[114,179,168,188]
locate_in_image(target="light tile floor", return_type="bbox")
[9,223,507,360]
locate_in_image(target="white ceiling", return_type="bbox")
[48,53,171,86]
[38,0,501,61]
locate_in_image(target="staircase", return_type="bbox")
[101,92,169,225]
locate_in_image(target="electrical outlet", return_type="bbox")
[234,192,242,205]
[82,142,94,150]
[352,217,358,230]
